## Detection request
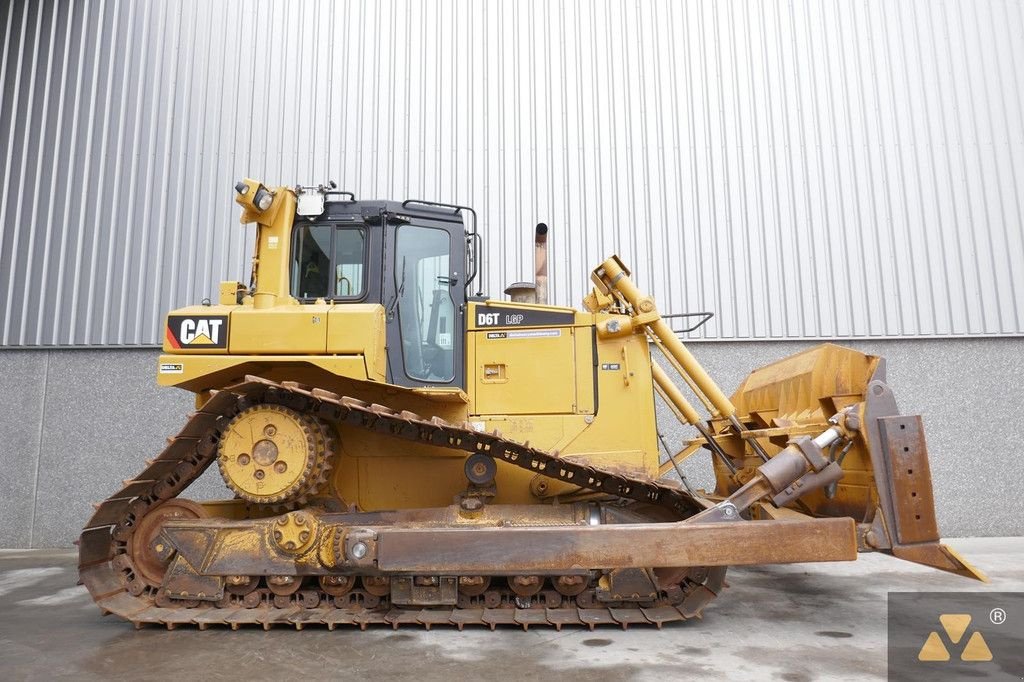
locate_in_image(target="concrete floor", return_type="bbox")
[0,538,1019,682]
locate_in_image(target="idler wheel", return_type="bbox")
[129,499,207,586]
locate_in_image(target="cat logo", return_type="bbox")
[917,614,993,662]
[165,315,229,350]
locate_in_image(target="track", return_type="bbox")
[78,376,725,630]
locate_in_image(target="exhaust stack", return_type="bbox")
[534,223,548,305]
[504,222,551,304]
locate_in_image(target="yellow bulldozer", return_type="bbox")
[78,179,984,630]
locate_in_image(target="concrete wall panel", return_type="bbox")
[0,351,46,547]
[31,350,192,547]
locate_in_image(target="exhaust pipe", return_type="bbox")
[504,222,551,304]
[534,223,549,305]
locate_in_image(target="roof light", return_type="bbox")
[253,186,274,211]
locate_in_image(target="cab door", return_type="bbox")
[382,216,466,389]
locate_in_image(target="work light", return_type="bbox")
[253,185,274,211]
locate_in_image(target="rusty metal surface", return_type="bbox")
[600,569,659,602]
[156,513,857,577]
[860,377,986,581]
[375,518,857,573]
[390,577,458,606]
[890,542,985,581]
[877,416,940,545]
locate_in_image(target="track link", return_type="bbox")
[79,376,722,630]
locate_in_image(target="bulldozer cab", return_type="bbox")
[289,196,472,390]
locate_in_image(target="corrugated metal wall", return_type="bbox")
[2,0,1023,346]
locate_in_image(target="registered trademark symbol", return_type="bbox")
[990,607,1006,625]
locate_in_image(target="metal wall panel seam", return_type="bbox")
[717,0,739,338]
[741,0,766,337]
[756,0,785,338]
[82,0,120,342]
[3,1,43,345]
[860,0,906,336]
[723,0,751,339]
[782,0,809,338]
[67,0,107,343]
[0,1,17,143]
[617,0,636,300]
[573,0,589,307]
[49,0,90,344]
[0,2,30,346]
[969,0,1021,331]
[941,0,989,334]
[995,0,1024,320]
[143,0,181,343]
[183,0,213,308]
[680,1,705,337]
[889,0,938,335]
[194,1,224,311]
[0,2,20,274]
[235,0,260,284]
[834,0,875,335]
[33,0,75,345]
[164,0,199,322]
[791,0,822,337]
[385,0,396,202]
[920,0,972,335]
[113,0,151,345]
[817,1,855,337]
[650,0,671,319]
[997,0,1024,315]
[544,0,556,304]
[17,0,60,345]
[955,0,1005,333]
[801,0,836,337]
[97,0,137,345]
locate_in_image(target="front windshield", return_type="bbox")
[290,225,366,300]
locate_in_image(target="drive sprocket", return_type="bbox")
[217,403,334,507]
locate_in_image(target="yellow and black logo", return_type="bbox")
[917,614,993,662]
[888,592,1018,681]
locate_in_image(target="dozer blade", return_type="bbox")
[859,377,986,581]
[727,343,987,582]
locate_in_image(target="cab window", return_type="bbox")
[395,225,455,382]
[290,225,366,300]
